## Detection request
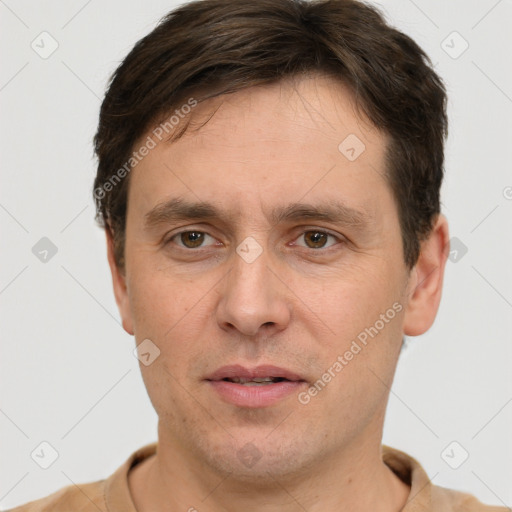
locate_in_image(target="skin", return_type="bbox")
[106,73,449,511]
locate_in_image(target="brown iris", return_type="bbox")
[303,231,328,249]
[180,231,205,248]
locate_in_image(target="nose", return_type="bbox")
[215,244,291,337]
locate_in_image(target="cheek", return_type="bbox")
[308,263,400,333]
[306,264,405,399]
[301,304,404,434]
[127,266,206,337]
[130,274,208,414]
[127,266,222,379]
[138,360,191,434]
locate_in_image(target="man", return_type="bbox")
[8,0,507,510]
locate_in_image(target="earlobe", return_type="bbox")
[403,214,450,337]
[105,228,134,336]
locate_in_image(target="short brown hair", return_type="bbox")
[93,0,448,272]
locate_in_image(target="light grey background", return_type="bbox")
[1,0,511,509]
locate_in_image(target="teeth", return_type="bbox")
[227,377,277,384]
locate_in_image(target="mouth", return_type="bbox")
[219,376,291,386]
[205,364,307,408]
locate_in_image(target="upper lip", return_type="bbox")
[206,364,305,382]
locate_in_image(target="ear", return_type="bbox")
[105,227,134,336]
[403,214,450,336]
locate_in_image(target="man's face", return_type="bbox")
[112,74,416,480]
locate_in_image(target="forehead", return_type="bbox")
[174,74,380,154]
[128,73,392,223]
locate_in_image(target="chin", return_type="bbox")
[197,431,322,484]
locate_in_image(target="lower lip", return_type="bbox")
[207,380,305,408]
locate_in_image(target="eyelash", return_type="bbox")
[164,228,343,251]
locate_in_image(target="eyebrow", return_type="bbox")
[143,196,372,231]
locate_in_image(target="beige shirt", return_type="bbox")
[7,443,507,511]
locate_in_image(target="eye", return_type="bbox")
[293,230,340,249]
[168,230,218,249]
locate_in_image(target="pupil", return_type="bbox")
[306,231,327,248]
[182,231,204,248]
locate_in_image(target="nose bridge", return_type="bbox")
[228,227,271,287]
[216,237,290,336]
[228,240,273,310]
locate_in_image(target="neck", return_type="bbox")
[129,428,410,512]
